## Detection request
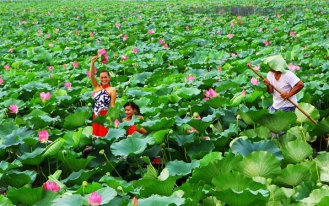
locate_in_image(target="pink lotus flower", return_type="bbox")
[65,82,72,90]
[48,43,53,47]
[0,78,3,85]
[147,30,155,34]
[101,55,109,64]
[263,40,270,46]
[48,66,54,71]
[242,90,246,95]
[163,44,168,49]
[33,21,38,25]
[98,49,107,56]
[88,192,102,206]
[72,61,79,68]
[9,48,14,53]
[115,22,121,29]
[87,71,91,77]
[289,31,295,36]
[231,53,237,57]
[259,28,263,32]
[187,127,197,133]
[217,30,221,34]
[159,39,165,45]
[254,65,260,70]
[132,47,138,54]
[55,28,59,32]
[288,64,300,71]
[9,104,19,114]
[123,34,128,41]
[227,33,234,39]
[194,116,201,120]
[43,181,60,192]
[38,130,49,143]
[132,196,138,206]
[185,26,189,30]
[251,77,259,85]
[63,64,67,69]
[204,136,210,140]
[45,34,50,39]
[276,14,281,18]
[274,27,278,31]
[76,30,80,35]
[264,17,269,21]
[205,88,218,98]
[186,75,195,81]
[4,65,10,70]
[230,22,235,27]
[121,55,128,61]
[247,62,252,66]
[114,119,120,128]
[40,92,51,101]
[89,32,94,37]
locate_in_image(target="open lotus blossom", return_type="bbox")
[132,47,138,54]
[185,25,189,30]
[40,92,51,101]
[230,22,235,27]
[242,90,246,95]
[132,196,138,206]
[72,61,79,68]
[87,71,91,77]
[290,31,296,36]
[186,75,195,81]
[263,40,270,46]
[4,65,10,70]
[231,53,237,57]
[205,88,218,98]
[123,34,128,41]
[88,192,102,206]
[65,82,72,90]
[9,104,19,114]
[89,32,94,37]
[251,77,259,85]
[101,55,109,64]
[274,27,278,31]
[9,48,14,52]
[97,49,107,56]
[187,127,197,133]
[48,43,53,47]
[48,66,54,71]
[163,44,168,49]
[121,55,128,61]
[247,62,252,66]
[159,39,165,45]
[0,78,3,85]
[38,130,49,143]
[276,13,281,18]
[147,29,155,34]
[45,34,50,39]
[227,33,234,39]
[63,64,67,69]
[288,64,300,71]
[114,119,120,128]
[43,181,60,192]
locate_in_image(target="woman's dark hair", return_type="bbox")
[99,70,110,77]
[124,101,140,114]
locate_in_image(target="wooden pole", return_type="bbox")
[247,65,317,124]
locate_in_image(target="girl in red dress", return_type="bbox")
[122,102,147,135]
[90,56,116,137]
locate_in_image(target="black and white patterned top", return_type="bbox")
[93,89,110,115]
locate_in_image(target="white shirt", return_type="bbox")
[267,71,300,109]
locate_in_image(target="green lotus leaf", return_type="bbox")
[2,170,37,188]
[317,196,329,206]
[0,159,22,172]
[230,93,245,106]
[235,151,281,179]
[6,187,44,206]
[187,114,215,132]
[205,96,230,108]
[0,127,34,149]
[295,181,316,202]
[62,168,101,185]
[300,188,329,205]
[141,117,175,131]
[152,129,169,144]
[18,148,45,165]
[99,176,134,194]
[239,126,271,139]
[34,191,59,206]
[314,152,329,183]
[136,176,178,197]
[104,128,126,141]
[310,116,329,137]
[110,136,154,157]
[173,133,196,146]
[23,109,55,129]
[267,185,295,206]
[0,195,13,206]
[238,109,269,125]
[295,103,320,123]
[187,140,215,159]
[231,138,283,161]
[51,194,84,206]
[1,98,25,108]
[190,153,243,184]
[244,91,263,103]
[167,92,181,103]
[199,152,223,167]
[165,160,200,176]
[282,140,313,163]
[258,110,297,133]
[57,151,94,172]
[211,172,269,206]
[63,110,91,130]
[76,182,102,195]
[179,182,206,206]
[300,161,318,182]
[275,164,311,187]
[138,195,185,206]
[42,138,65,158]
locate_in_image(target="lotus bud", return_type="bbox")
[99,149,105,155]
[82,181,88,187]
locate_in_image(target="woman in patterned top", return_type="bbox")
[90,56,116,137]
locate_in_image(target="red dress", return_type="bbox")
[126,125,137,135]
[92,84,110,137]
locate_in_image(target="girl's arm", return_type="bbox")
[137,115,147,134]
[90,56,99,89]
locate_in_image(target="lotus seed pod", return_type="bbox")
[236,115,241,119]
[210,124,214,128]
[99,149,105,155]
[186,112,190,115]
[298,126,303,131]
[188,105,192,109]
[267,178,272,184]
[88,103,92,107]
[117,186,123,191]
[193,112,199,118]
[169,129,173,134]
[106,172,111,176]
[62,150,67,155]
[261,96,264,100]
[82,181,88,187]
[317,182,322,187]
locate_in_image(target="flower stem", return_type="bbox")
[103,154,122,179]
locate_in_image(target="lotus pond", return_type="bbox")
[0,0,329,205]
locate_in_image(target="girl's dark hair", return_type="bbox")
[100,70,110,76]
[124,101,140,114]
